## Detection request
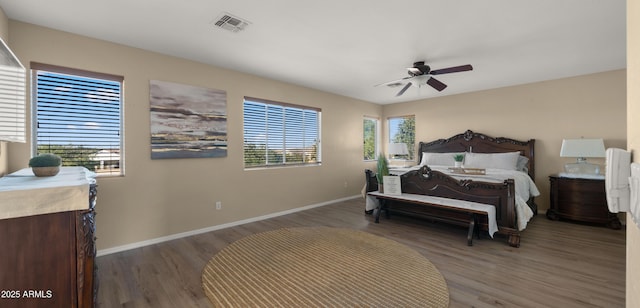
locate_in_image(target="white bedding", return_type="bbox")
[390,165,540,231]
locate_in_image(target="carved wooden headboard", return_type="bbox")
[418,130,536,180]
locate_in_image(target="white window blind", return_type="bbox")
[32,63,123,176]
[243,97,321,168]
[0,38,26,143]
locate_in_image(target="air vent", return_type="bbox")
[212,12,251,33]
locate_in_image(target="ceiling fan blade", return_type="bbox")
[430,64,473,75]
[374,76,412,87]
[396,82,412,96]
[427,77,447,91]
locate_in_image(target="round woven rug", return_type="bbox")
[202,227,449,307]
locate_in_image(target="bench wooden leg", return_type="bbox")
[467,214,477,246]
[466,213,482,246]
[374,199,384,223]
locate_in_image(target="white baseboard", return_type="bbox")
[97,194,361,257]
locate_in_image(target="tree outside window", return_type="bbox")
[363,117,378,161]
[388,116,415,160]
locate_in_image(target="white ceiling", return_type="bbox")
[0,0,626,104]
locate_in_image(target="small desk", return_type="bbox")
[368,191,498,246]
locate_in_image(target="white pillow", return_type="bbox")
[464,152,520,170]
[516,155,529,172]
[420,152,464,166]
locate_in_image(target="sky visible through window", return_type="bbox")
[35,71,121,148]
[34,69,122,175]
[389,117,403,142]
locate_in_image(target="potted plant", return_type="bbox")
[376,152,389,192]
[29,153,62,177]
[453,153,464,168]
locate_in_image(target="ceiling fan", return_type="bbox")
[376,61,473,97]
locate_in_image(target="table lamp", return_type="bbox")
[388,143,409,159]
[560,138,605,175]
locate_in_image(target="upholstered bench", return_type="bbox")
[367,192,497,246]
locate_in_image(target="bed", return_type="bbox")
[378,130,540,247]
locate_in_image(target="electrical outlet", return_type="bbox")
[344,181,348,188]
[215,201,222,210]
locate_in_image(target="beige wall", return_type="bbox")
[6,21,382,250]
[628,0,639,306]
[382,70,627,212]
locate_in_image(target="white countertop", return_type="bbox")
[0,166,96,220]
[557,172,605,180]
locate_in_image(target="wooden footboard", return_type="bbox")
[393,165,520,247]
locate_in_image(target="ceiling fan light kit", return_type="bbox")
[376,61,473,97]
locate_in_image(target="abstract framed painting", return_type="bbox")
[150,80,227,159]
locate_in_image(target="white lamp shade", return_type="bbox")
[388,143,409,156]
[560,139,606,158]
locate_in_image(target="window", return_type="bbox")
[243,97,321,168]
[363,117,379,161]
[31,63,123,176]
[388,115,415,160]
[0,37,26,143]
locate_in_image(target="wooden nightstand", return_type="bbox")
[547,175,621,229]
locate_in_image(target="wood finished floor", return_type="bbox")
[97,198,626,307]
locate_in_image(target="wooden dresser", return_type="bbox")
[0,167,97,308]
[547,174,621,229]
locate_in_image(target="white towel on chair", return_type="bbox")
[605,148,631,213]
